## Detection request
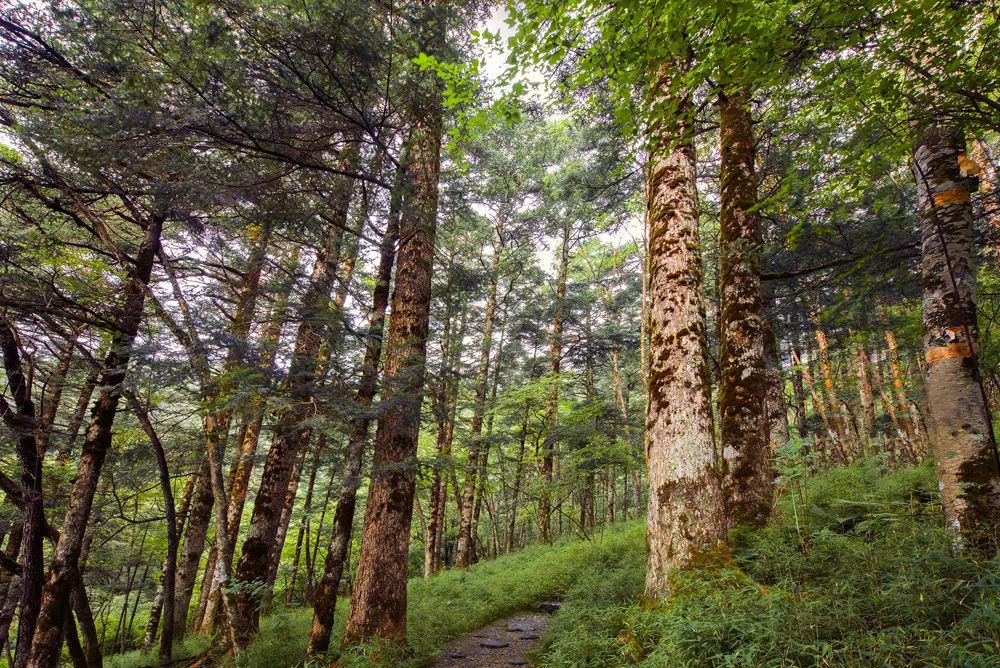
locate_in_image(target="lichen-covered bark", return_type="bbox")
[913,124,1000,551]
[718,89,772,528]
[644,68,726,600]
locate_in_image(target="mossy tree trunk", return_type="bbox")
[913,123,1000,551]
[644,64,726,600]
[718,88,772,528]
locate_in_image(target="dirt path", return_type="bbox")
[431,611,551,667]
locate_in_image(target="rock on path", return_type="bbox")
[432,612,550,667]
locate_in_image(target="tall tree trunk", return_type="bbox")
[343,9,444,639]
[763,310,790,455]
[424,288,467,577]
[0,319,46,668]
[644,66,726,600]
[539,223,570,544]
[456,245,502,567]
[882,303,921,456]
[287,452,321,605]
[718,89,772,528]
[810,308,850,463]
[143,471,194,651]
[306,182,401,655]
[172,462,213,640]
[27,215,162,668]
[127,396,178,661]
[232,151,359,648]
[913,123,1000,550]
[199,261,298,633]
[266,446,309,593]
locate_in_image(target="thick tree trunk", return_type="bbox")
[718,89,772,528]
[644,69,726,600]
[343,16,443,639]
[27,215,162,668]
[306,188,401,655]
[913,124,1000,550]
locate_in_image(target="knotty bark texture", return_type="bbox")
[718,89,772,528]
[343,3,444,640]
[913,124,1000,551]
[643,67,726,600]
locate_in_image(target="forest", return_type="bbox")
[0,0,998,666]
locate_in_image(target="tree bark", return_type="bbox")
[306,174,401,655]
[0,319,46,668]
[644,66,726,600]
[718,89,772,528]
[172,461,213,640]
[913,123,1000,550]
[343,9,444,639]
[456,244,502,567]
[539,222,570,544]
[232,147,359,648]
[127,395,178,660]
[27,214,162,668]
[199,261,298,633]
[424,285,467,577]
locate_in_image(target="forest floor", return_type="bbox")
[431,612,551,667]
[108,459,1000,668]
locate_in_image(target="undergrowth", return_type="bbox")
[106,520,644,668]
[107,459,999,667]
[540,458,1000,667]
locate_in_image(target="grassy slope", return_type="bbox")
[541,459,1000,667]
[109,460,1000,668]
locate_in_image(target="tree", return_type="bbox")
[343,0,447,645]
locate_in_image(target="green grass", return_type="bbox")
[107,459,1000,667]
[540,459,1000,667]
[106,521,644,667]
